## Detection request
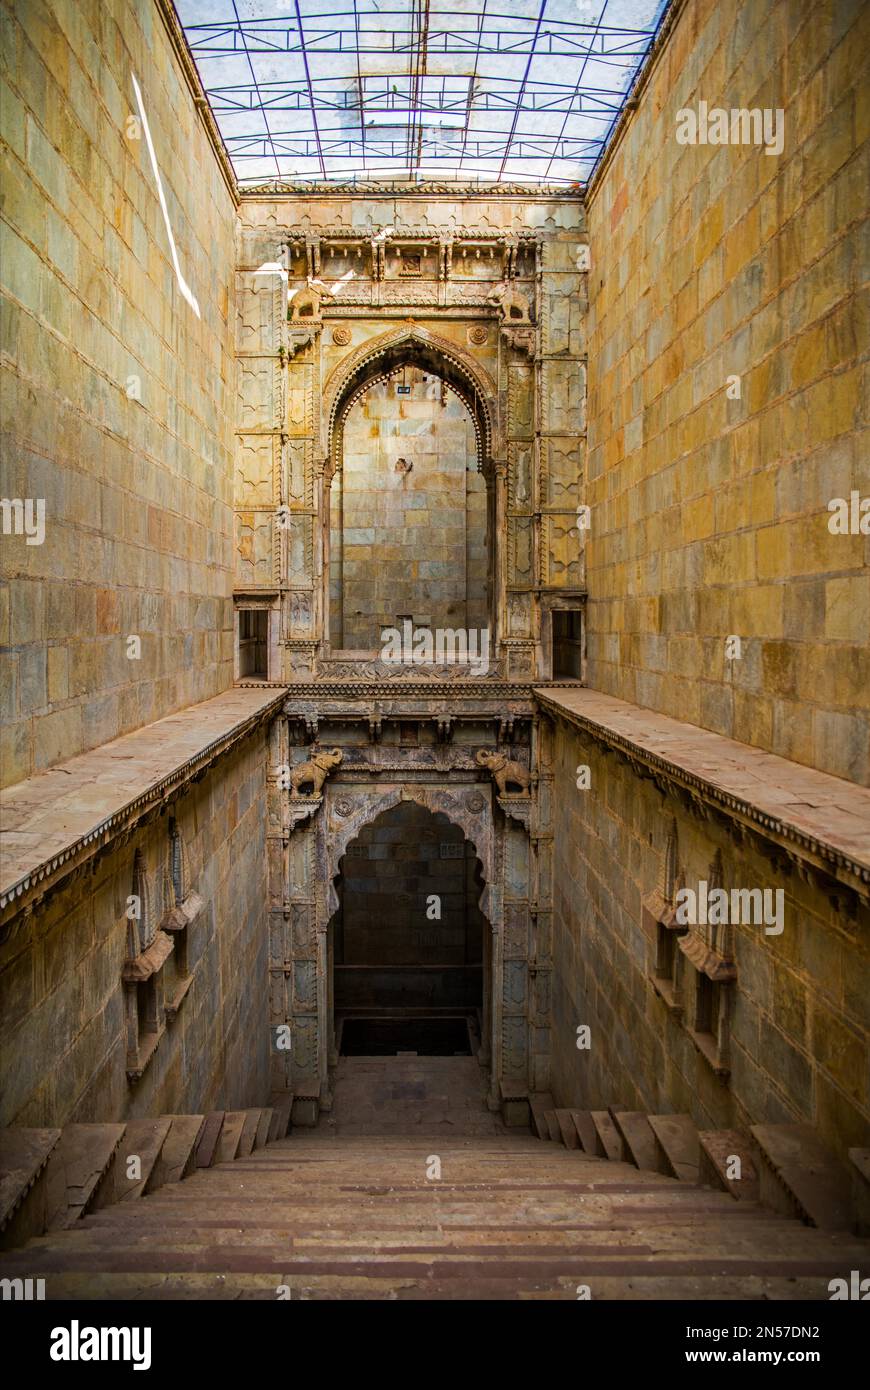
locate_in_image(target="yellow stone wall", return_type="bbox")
[584,0,869,783]
[548,714,869,1162]
[0,0,238,788]
[0,733,272,1127]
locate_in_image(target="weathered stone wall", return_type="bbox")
[329,374,485,648]
[584,0,869,782]
[0,736,271,1127]
[548,713,869,1161]
[0,0,238,788]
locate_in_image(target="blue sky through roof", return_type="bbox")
[175,0,669,187]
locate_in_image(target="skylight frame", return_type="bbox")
[174,0,671,190]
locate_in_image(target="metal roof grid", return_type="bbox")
[174,0,670,189]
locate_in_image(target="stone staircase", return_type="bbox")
[529,1097,870,1237]
[0,1093,294,1253]
[1,1090,868,1299]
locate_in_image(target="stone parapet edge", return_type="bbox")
[534,689,870,902]
[154,0,239,205]
[0,690,287,923]
[584,0,689,206]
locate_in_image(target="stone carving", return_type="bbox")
[289,748,343,797]
[288,277,337,322]
[314,657,505,682]
[241,180,568,197]
[468,325,489,346]
[487,281,532,324]
[332,326,352,345]
[285,329,318,359]
[497,794,532,830]
[475,750,531,796]
[287,796,323,830]
[501,326,537,359]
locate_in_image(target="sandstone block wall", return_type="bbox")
[584,0,869,782]
[0,735,272,1127]
[329,374,485,648]
[0,0,238,789]
[548,715,869,1161]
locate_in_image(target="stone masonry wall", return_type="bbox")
[548,713,869,1162]
[0,734,272,1127]
[584,0,869,782]
[0,0,238,788]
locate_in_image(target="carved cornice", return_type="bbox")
[240,182,583,199]
[287,796,324,831]
[535,690,870,903]
[496,795,533,830]
[280,682,543,701]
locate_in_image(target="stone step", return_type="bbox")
[647,1114,700,1182]
[76,1212,792,1242]
[848,1149,870,1236]
[151,1115,205,1188]
[91,1119,173,1209]
[0,1244,858,1283]
[195,1113,226,1169]
[544,1110,562,1143]
[610,1111,658,1171]
[10,1269,848,1302]
[590,1110,623,1162]
[254,1110,273,1150]
[697,1129,760,1201]
[0,1127,62,1249]
[569,1110,598,1155]
[236,1111,261,1159]
[751,1123,853,1230]
[529,1094,555,1140]
[47,1124,126,1231]
[554,1110,581,1150]
[22,1220,833,1253]
[4,1112,866,1299]
[216,1112,249,1164]
[11,1234,862,1275]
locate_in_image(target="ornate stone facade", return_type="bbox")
[232,193,588,1115]
[234,193,589,685]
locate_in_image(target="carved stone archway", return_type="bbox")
[316,783,503,1106]
[323,783,495,917]
[322,325,500,480]
[316,326,506,655]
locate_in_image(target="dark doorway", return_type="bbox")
[330,802,488,1056]
[340,1016,472,1056]
[552,608,583,678]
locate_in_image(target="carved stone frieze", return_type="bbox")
[496,795,532,830]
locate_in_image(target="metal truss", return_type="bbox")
[175,1,670,187]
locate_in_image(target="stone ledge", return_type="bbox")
[535,687,870,900]
[0,688,286,920]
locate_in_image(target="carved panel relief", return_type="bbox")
[235,437,277,507]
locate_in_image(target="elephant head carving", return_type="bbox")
[289,748,343,798]
[475,749,531,797]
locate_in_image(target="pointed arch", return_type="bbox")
[323,786,495,922]
[323,326,499,483]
